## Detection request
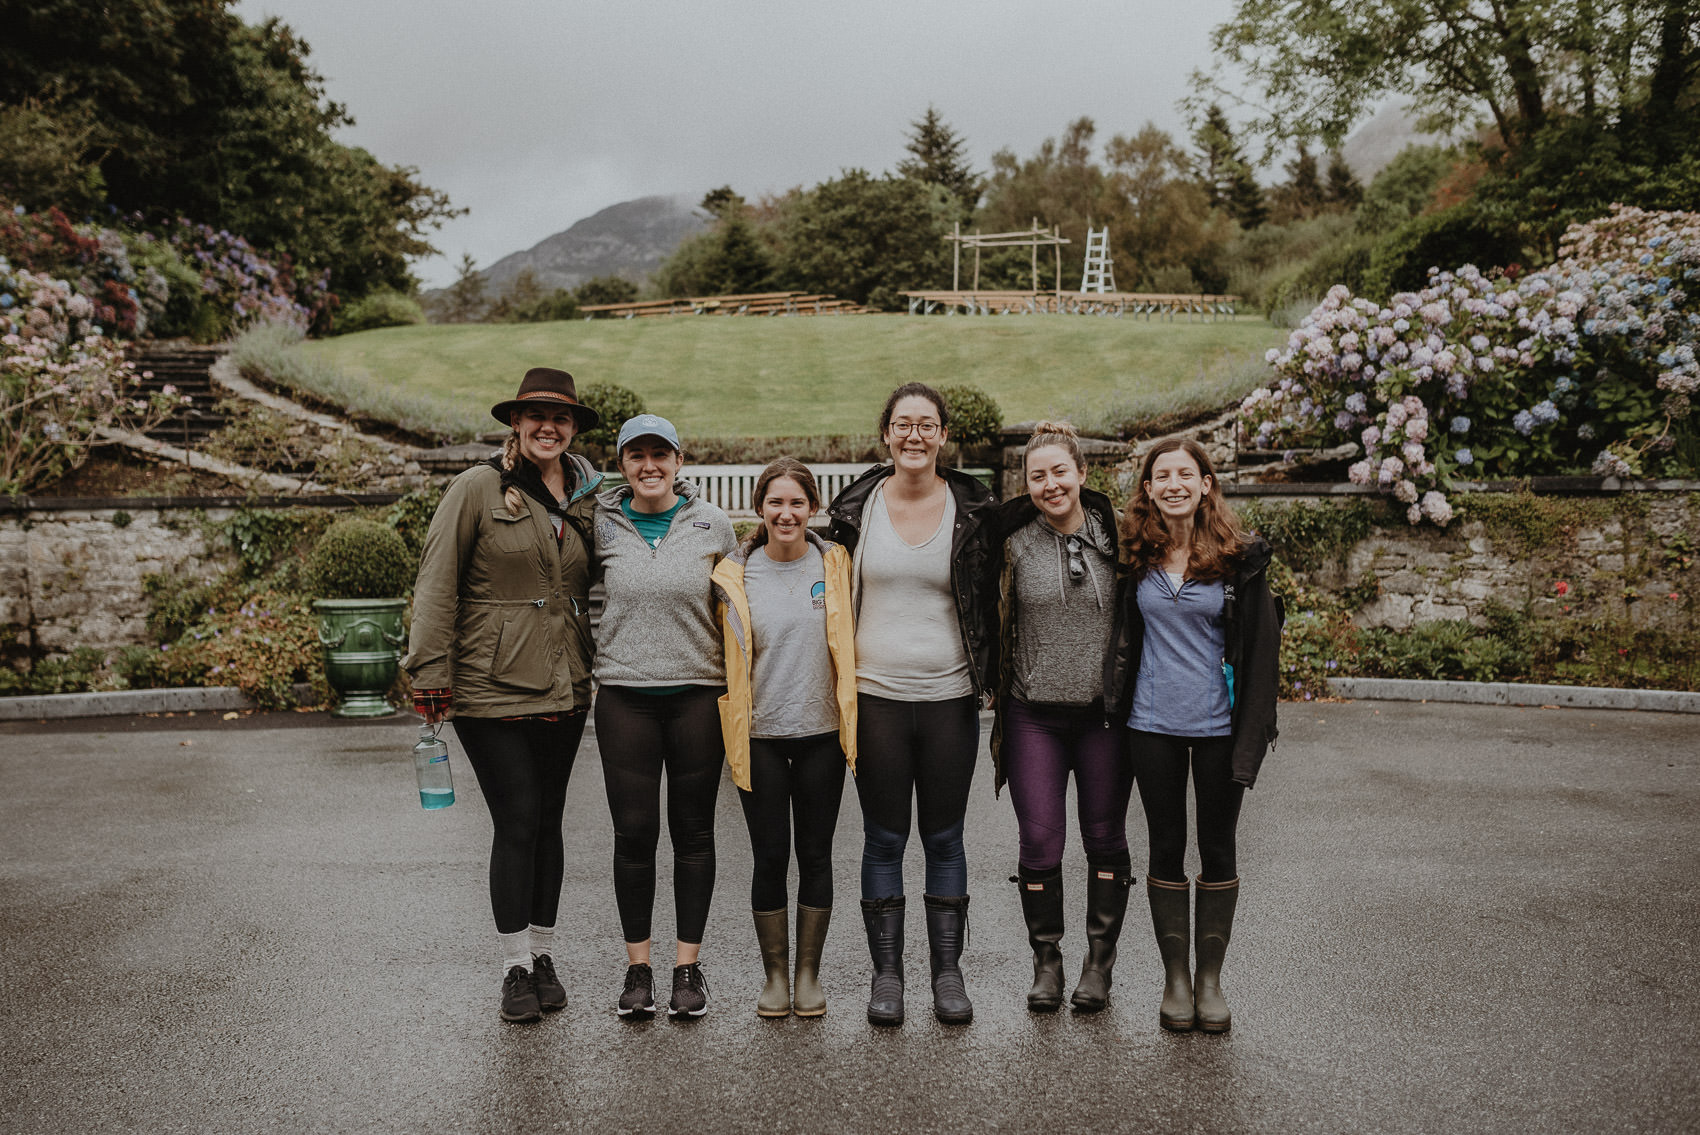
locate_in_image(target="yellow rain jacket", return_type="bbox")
[711,532,858,790]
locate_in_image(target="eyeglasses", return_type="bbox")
[1065,535,1085,582]
[889,420,941,439]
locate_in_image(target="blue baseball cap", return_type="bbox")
[615,413,681,453]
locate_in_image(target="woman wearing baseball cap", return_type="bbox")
[593,413,737,1020]
[403,367,603,1024]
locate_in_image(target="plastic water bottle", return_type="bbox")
[413,724,454,810]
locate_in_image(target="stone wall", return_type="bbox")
[0,505,237,661]
[1240,489,1698,632]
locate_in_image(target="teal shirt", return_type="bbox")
[621,496,686,548]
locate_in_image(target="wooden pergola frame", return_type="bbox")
[947,219,1071,293]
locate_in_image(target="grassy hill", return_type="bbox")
[297,315,1283,441]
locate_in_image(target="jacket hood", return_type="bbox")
[986,486,1119,552]
[1237,533,1274,576]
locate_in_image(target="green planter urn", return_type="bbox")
[313,598,407,718]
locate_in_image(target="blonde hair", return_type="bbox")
[1024,419,1084,474]
[499,432,526,514]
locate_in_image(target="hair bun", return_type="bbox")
[1028,420,1079,441]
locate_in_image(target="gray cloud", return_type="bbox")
[236,0,1237,287]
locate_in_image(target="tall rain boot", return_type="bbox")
[1071,864,1132,1013]
[1146,876,1195,1031]
[861,896,905,1026]
[923,894,973,1024]
[1013,866,1065,1012]
[753,908,791,1018]
[792,904,831,1018]
[1193,876,1240,1034]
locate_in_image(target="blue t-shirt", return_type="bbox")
[621,495,686,548]
[1127,571,1231,737]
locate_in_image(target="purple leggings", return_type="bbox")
[1003,698,1133,871]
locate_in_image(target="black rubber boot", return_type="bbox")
[1013,867,1065,1012]
[1146,876,1195,1031]
[1194,876,1240,1033]
[861,896,905,1026]
[1071,864,1132,1013]
[924,893,973,1024]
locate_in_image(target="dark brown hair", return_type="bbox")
[1120,437,1247,582]
[878,382,950,436]
[742,457,822,554]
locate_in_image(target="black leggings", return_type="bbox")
[454,713,588,934]
[594,684,725,945]
[738,732,847,911]
[854,693,980,899]
[1128,730,1244,883]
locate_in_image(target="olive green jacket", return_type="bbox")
[403,456,602,718]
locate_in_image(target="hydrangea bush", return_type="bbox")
[1239,206,1700,524]
[0,263,186,494]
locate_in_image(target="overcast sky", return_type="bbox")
[235,0,1244,288]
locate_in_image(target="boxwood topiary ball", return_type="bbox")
[307,518,414,599]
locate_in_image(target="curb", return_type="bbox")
[1326,677,1700,714]
[0,684,325,721]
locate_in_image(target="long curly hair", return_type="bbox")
[1120,437,1247,582]
[741,456,822,554]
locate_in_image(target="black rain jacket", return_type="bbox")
[825,463,999,698]
[1105,535,1285,788]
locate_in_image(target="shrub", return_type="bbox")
[1360,206,1525,300]
[575,276,639,306]
[577,382,646,452]
[306,518,414,599]
[334,290,425,334]
[939,383,1003,448]
[1238,206,1700,525]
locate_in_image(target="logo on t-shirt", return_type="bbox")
[811,580,826,610]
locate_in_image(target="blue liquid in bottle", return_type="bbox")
[413,725,455,809]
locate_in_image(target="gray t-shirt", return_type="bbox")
[744,544,839,738]
[854,485,973,700]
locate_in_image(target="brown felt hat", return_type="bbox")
[489,367,601,431]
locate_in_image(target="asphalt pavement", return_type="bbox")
[2,700,1697,1134]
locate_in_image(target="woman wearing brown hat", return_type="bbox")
[403,367,604,1024]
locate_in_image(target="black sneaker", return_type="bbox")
[532,954,566,1012]
[500,965,542,1023]
[669,962,710,1018]
[617,963,655,1019]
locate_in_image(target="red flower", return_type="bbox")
[1554,580,1570,596]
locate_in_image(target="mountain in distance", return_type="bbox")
[1339,101,1468,181]
[473,195,710,294]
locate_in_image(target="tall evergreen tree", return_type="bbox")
[1193,103,1268,229]
[440,253,486,323]
[1325,151,1365,209]
[897,106,982,222]
[1271,143,1326,222]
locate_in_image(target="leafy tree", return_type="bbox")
[574,275,639,306]
[1196,0,1698,157]
[0,100,105,213]
[779,169,954,309]
[976,118,1120,286]
[700,186,742,219]
[0,1,460,301]
[1357,144,1457,234]
[651,193,774,298]
[1105,125,1231,292]
[897,106,983,222]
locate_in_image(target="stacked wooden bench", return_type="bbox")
[580,291,868,319]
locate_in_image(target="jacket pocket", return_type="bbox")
[490,507,533,554]
[491,614,555,692]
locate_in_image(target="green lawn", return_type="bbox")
[299,314,1283,440]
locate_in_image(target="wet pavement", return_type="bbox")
[2,701,1697,1134]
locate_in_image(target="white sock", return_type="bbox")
[530,923,556,961]
[499,929,531,974]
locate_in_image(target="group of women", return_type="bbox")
[403,367,1283,1033]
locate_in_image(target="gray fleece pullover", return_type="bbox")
[592,480,737,687]
[1009,509,1116,705]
